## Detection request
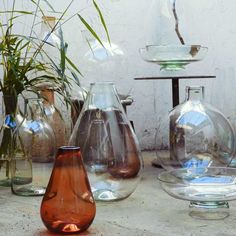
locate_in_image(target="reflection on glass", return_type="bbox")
[158,167,236,220]
[40,146,95,234]
[70,82,143,201]
[158,86,235,170]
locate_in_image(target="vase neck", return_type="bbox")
[88,82,120,110]
[3,96,18,115]
[40,89,55,105]
[26,98,45,120]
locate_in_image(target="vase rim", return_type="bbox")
[59,146,80,151]
[90,81,114,86]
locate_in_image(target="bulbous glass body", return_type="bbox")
[159,86,235,170]
[40,146,96,234]
[11,98,56,196]
[69,82,143,201]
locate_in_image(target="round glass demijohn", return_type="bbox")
[160,86,235,170]
[69,82,143,201]
[11,98,56,196]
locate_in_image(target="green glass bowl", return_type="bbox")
[139,45,208,71]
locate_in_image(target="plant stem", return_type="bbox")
[172,0,185,45]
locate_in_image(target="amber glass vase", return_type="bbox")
[40,146,96,234]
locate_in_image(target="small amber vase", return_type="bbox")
[40,146,96,234]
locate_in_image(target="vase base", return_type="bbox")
[92,189,130,202]
[12,185,46,196]
[0,178,11,187]
[189,201,229,220]
[160,62,187,71]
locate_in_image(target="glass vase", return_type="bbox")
[40,146,96,234]
[11,98,56,196]
[0,95,19,186]
[40,88,66,148]
[159,86,235,170]
[69,82,143,201]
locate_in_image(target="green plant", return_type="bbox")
[0,0,109,174]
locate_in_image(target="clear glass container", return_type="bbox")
[40,88,66,148]
[11,98,56,196]
[41,146,95,234]
[159,86,235,170]
[0,96,19,186]
[140,0,207,71]
[79,29,125,83]
[69,82,143,201]
[40,16,60,58]
[158,167,236,220]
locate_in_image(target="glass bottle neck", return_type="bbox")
[185,86,204,101]
[41,16,56,33]
[89,82,118,109]
[41,89,55,105]
[27,99,45,120]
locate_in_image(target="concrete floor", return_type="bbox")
[1,151,236,236]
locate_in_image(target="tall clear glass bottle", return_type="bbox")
[40,16,60,58]
[38,16,67,146]
[160,86,235,170]
[11,98,56,196]
[0,95,19,186]
[40,88,66,148]
[69,82,143,201]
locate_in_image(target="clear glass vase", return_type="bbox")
[69,82,143,201]
[11,98,56,196]
[40,146,96,234]
[0,95,19,186]
[40,88,66,148]
[159,86,235,170]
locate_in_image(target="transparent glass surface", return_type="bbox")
[41,146,95,234]
[139,45,208,71]
[0,96,19,187]
[158,86,235,170]
[69,82,143,201]
[41,89,66,148]
[158,167,236,219]
[11,98,56,196]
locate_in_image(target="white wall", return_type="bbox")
[63,0,236,150]
[3,0,236,150]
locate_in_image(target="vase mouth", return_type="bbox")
[90,82,114,86]
[59,146,80,151]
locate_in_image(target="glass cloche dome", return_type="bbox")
[158,86,235,170]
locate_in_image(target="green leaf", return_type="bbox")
[77,14,104,47]
[65,56,82,76]
[93,0,110,45]
[0,10,33,15]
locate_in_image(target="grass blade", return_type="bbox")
[77,14,104,47]
[93,0,110,44]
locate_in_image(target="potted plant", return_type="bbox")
[0,0,109,186]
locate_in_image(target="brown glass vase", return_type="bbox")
[40,146,96,234]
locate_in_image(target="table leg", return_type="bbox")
[172,78,179,107]
[152,78,180,168]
